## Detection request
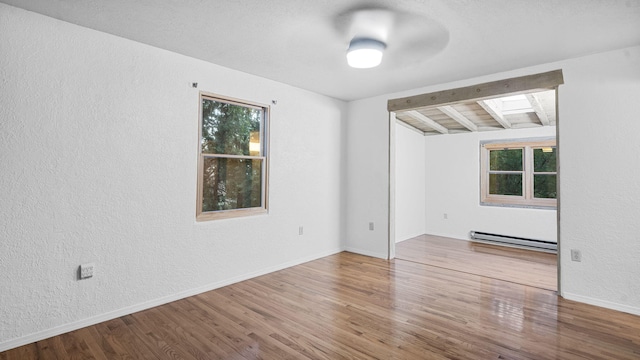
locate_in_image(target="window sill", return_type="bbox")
[196,207,268,221]
[480,200,556,210]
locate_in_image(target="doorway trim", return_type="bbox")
[386,69,564,292]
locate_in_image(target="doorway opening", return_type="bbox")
[387,70,563,292]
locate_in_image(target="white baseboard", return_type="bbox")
[343,246,388,259]
[562,292,640,316]
[0,247,344,353]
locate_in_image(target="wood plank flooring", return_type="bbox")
[2,252,639,359]
[396,234,557,291]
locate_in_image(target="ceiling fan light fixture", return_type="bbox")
[347,38,386,69]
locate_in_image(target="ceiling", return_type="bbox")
[3,0,639,101]
[396,90,556,135]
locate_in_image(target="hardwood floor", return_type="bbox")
[396,234,557,291]
[3,252,639,359]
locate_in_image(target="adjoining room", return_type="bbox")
[393,77,560,291]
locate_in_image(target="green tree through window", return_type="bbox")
[489,148,523,196]
[533,148,557,199]
[198,95,268,220]
[481,139,556,208]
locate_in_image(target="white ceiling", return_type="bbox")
[3,0,640,101]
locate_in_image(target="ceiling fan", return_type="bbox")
[335,6,449,69]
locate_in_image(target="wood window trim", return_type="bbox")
[196,92,270,221]
[480,138,556,209]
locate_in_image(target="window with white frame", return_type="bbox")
[480,138,556,208]
[197,93,269,220]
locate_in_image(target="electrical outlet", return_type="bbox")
[79,263,95,279]
[570,249,582,262]
[299,226,303,235]
[369,222,374,231]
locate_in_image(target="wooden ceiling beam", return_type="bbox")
[525,93,550,126]
[405,110,449,134]
[388,69,564,112]
[437,106,478,132]
[477,99,512,129]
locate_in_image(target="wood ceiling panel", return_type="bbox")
[507,112,540,126]
[474,118,502,128]
[450,103,483,114]
[396,113,429,133]
[419,109,449,120]
[391,73,559,136]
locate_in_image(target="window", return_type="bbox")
[197,93,269,220]
[480,138,556,208]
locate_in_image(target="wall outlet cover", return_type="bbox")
[570,249,582,262]
[79,263,95,279]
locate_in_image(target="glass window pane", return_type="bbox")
[489,174,523,196]
[489,149,523,171]
[201,98,262,156]
[534,174,557,199]
[202,157,263,212]
[534,147,556,172]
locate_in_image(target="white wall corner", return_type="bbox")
[343,246,389,260]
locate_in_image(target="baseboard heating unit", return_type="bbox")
[469,231,557,253]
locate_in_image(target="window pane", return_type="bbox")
[489,149,523,171]
[489,174,523,196]
[201,98,262,156]
[534,147,556,172]
[534,174,557,199]
[202,157,263,211]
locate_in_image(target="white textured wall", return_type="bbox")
[558,46,640,314]
[0,4,346,350]
[344,97,391,258]
[345,45,640,315]
[395,124,426,242]
[424,127,557,242]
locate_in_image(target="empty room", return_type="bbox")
[1,1,640,359]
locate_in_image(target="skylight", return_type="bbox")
[498,94,534,115]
